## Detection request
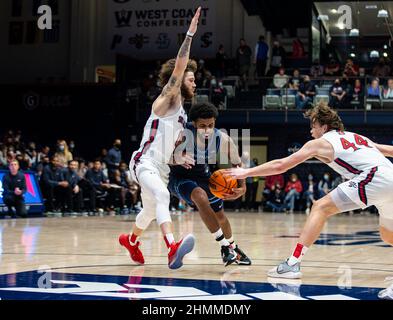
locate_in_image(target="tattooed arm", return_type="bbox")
[153,7,201,116]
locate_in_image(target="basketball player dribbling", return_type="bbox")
[227,103,393,298]
[119,7,201,270]
[168,102,251,266]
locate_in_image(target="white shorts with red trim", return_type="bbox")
[332,165,393,230]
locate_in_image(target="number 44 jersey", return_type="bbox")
[322,130,393,180]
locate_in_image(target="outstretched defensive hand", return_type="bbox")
[188,7,201,35]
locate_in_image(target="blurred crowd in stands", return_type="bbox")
[0,130,142,217]
[138,36,393,111]
[0,130,376,217]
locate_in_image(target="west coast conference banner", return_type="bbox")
[108,0,216,60]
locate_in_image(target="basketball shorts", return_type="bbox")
[168,175,224,213]
[330,165,393,231]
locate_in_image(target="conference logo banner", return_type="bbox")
[109,0,216,59]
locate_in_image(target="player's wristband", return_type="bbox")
[186,31,194,38]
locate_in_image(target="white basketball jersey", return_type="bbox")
[131,106,187,165]
[322,130,393,179]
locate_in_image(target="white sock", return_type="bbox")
[214,229,230,247]
[165,233,175,246]
[227,236,236,248]
[287,243,308,266]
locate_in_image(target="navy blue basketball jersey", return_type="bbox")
[170,122,221,179]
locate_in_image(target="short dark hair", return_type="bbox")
[189,102,219,122]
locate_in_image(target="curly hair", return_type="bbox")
[189,102,219,122]
[158,59,197,87]
[305,102,344,131]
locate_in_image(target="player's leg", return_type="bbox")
[137,168,195,269]
[214,208,251,265]
[119,186,156,265]
[268,186,360,279]
[188,186,236,266]
[377,204,393,299]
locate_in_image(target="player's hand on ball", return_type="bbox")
[189,7,201,34]
[224,168,249,180]
[222,186,246,201]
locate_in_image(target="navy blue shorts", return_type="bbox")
[168,175,224,213]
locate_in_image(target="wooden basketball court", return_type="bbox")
[0,211,392,300]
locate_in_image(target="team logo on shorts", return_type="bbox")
[348,181,358,189]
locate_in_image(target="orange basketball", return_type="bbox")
[209,169,238,199]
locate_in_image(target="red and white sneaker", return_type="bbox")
[168,234,195,270]
[119,234,145,265]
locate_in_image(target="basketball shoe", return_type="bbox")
[378,277,393,300]
[221,245,237,266]
[268,259,302,279]
[233,245,252,265]
[168,234,195,269]
[119,234,145,265]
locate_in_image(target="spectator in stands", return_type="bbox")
[318,172,333,199]
[329,78,347,108]
[216,44,228,79]
[77,160,88,179]
[195,71,204,89]
[0,145,7,168]
[310,59,324,78]
[98,148,108,164]
[6,149,16,163]
[196,60,213,89]
[265,183,285,213]
[68,140,78,158]
[64,160,83,214]
[295,75,316,110]
[289,69,302,90]
[284,173,303,214]
[16,152,31,171]
[106,139,122,182]
[1,160,27,218]
[211,79,227,109]
[85,160,112,213]
[383,78,393,99]
[236,38,252,91]
[367,78,381,98]
[270,40,286,75]
[55,140,73,168]
[110,162,137,214]
[38,145,50,163]
[273,67,289,89]
[372,58,391,78]
[332,175,346,189]
[263,173,285,207]
[292,38,305,58]
[42,155,72,214]
[325,58,340,76]
[349,79,364,106]
[343,59,359,77]
[303,173,317,215]
[36,155,50,180]
[25,142,38,170]
[254,36,269,79]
